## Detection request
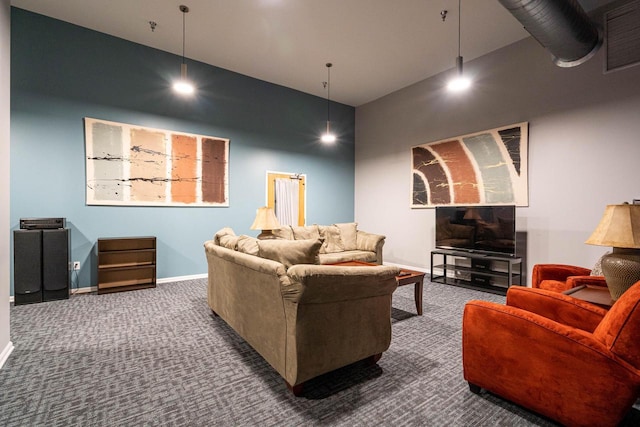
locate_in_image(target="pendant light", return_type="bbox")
[320,63,336,144]
[446,0,471,92]
[173,5,195,95]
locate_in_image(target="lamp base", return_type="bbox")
[602,248,640,300]
[256,230,276,240]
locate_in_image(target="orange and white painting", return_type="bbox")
[411,122,528,208]
[84,117,229,206]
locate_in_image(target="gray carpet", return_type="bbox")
[1,279,637,426]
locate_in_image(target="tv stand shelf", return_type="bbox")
[430,249,522,295]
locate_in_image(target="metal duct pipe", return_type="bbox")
[498,0,602,67]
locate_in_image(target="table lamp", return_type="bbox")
[585,203,640,300]
[250,206,281,240]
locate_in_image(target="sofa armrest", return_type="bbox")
[566,275,607,288]
[462,300,640,427]
[356,230,385,264]
[506,286,607,332]
[532,264,592,288]
[283,264,399,304]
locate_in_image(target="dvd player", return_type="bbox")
[19,217,66,230]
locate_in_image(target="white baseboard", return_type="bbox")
[157,273,207,284]
[70,286,97,295]
[384,261,430,274]
[0,341,14,370]
[9,273,208,303]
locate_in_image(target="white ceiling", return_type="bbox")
[10,0,613,106]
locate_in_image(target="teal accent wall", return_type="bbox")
[9,8,355,293]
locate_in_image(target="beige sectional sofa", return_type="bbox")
[272,222,386,264]
[204,227,399,395]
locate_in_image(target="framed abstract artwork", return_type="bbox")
[411,122,528,208]
[85,118,229,207]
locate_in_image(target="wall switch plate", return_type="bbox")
[73,261,80,271]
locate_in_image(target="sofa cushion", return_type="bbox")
[258,238,323,269]
[272,226,294,240]
[335,222,357,251]
[291,225,320,240]
[318,250,377,265]
[318,225,345,254]
[237,235,259,256]
[214,227,236,245]
[219,235,239,250]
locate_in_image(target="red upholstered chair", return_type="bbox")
[462,282,640,427]
[532,263,607,292]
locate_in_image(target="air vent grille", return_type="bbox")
[605,0,640,72]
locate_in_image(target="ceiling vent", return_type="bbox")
[498,0,602,67]
[605,0,640,72]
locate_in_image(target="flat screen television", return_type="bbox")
[435,205,516,257]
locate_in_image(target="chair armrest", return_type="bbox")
[283,264,399,304]
[532,264,591,288]
[356,230,385,264]
[566,275,607,288]
[506,286,607,332]
[462,301,640,427]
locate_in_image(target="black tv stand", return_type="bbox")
[430,249,523,295]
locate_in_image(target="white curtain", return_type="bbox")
[275,178,299,226]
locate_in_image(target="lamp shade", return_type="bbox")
[585,204,640,248]
[585,203,640,300]
[250,207,280,231]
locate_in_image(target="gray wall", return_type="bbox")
[1,0,12,366]
[355,36,640,281]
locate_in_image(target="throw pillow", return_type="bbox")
[236,235,259,256]
[291,225,320,240]
[257,238,323,269]
[318,225,345,253]
[272,226,294,240]
[335,222,357,251]
[213,227,236,245]
[219,235,239,250]
[591,251,611,276]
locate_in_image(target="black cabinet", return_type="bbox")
[14,229,70,305]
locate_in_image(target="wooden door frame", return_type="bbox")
[266,171,306,226]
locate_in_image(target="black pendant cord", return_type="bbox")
[182,11,186,65]
[326,65,331,124]
[457,0,461,58]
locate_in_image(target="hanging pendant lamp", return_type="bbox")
[173,5,195,95]
[320,63,336,144]
[446,0,471,92]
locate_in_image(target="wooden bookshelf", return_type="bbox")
[97,236,156,294]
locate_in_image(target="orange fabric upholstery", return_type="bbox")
[594,285,640,368]
[462,281,640,427]
[506,286,608,332]
[532,263,606,292]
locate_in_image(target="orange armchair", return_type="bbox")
[532,263,607,292]
[462,282,640,427]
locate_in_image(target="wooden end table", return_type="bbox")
[563,285,613,309]
[396,268,426,315]
[328,260,425,315]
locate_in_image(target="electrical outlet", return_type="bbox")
[73,261,81,271]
